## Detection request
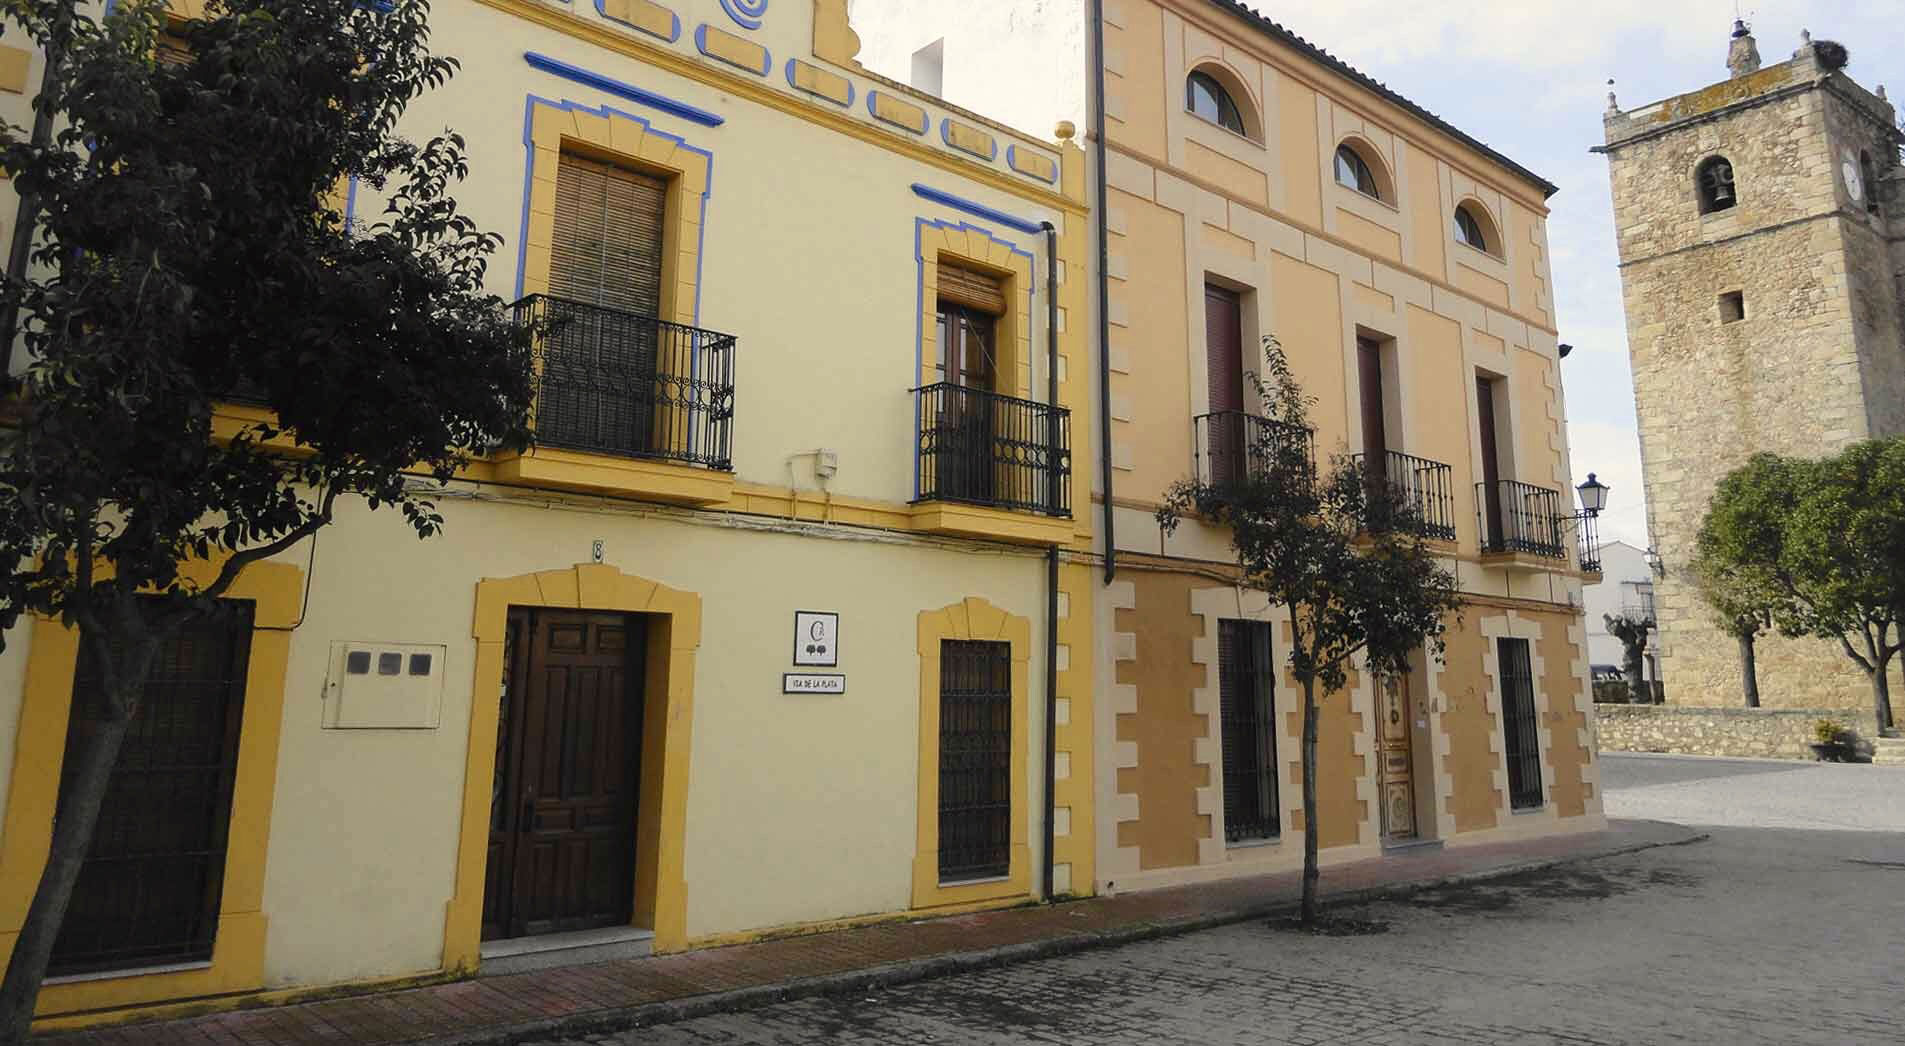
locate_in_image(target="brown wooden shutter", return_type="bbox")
[1204,284,1243,414]
[938,264,1007,315]
[549,153,668,317]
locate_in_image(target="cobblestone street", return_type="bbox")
[545,755,1905,1046]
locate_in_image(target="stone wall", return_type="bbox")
[1601,55,1905,718]
[1595,705,1878,761]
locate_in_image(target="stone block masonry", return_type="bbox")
[1595,705,1878,761]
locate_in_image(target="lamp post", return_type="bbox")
[1562,473,1609,575]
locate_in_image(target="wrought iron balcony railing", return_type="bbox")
[514,294,736,470]
[1193,410,1315,490]
[1578,509,1603,575]
[913,382,1071,517]
[1476,479,1566,559]
[1352,450,1458,542]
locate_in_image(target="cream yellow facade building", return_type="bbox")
[0,0,1096,1027]
[858,0,1607,894]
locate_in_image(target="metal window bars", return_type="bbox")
[514,294,736,471]
[937,640,1014,883]
[1497,637,1544,811]
[1218,620,1280,843]
[913,382,1072,517]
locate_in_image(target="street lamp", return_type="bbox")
[1561,473,1609,576]
[1575,473,1609,517]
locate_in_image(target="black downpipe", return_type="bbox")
[1040,221,1060,903]
[1089,0,1115,583]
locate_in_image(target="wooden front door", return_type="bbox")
[484,609,645,941]
[1204,284,1245,484]
[934,285,1003,505]
[1377,674,1418,841]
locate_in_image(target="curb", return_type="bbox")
[427,823,1708,1046]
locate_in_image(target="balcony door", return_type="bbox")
[933,265,1005,505]
[1476,376,1504,547]
[1205,284,1245,485]
[1358,338,1388,474]
[543,153,669,457]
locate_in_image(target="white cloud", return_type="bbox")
[1567,420,1648,550]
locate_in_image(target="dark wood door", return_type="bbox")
[1377,675,1417,841]
[1476,376,1504,546]
[484,609,645,941]
[50,602,253,976]
[1358,338,1387,474]
[935,301,1001,504]
[1205,285,1245,484]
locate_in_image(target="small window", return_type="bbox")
[1697,156,1737,214]
[1187,70,1246,136]
[346,650,372,675]
[1719,291,1745,324]
[1860,151,1880,214]
[377,652,403,676]
[1335,144,1381,199]
[408,653,434,677]
[1453,204,1492,254]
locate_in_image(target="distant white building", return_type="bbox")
[1584,540,1658,686]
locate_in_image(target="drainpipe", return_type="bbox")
[1089,0,1115,583]
[1040,221,1060,903]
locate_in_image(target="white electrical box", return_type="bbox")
[322,641,447,729]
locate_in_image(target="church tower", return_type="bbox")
[1598,23,1905,712]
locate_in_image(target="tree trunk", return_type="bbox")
[1739,633,1760,708]
[1621,641,1646,705]
[0,645,151,1044]
[1873,651,1896,737]
[1299,675,1320,926]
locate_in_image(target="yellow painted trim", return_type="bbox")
[445,564,702,967]
[0,559,302,1022]
[684,893,1037,952]
[811,0,862,69]
[909,502,1074,547]
[28,967,458,1035]
[787,59,852,107]
[913,598,1033,910]
[1049,561,1095,895]
[522,100,708,329]
[599,0,677,41]
[493,446,736,506]
[471,0,1084,214]
[917,223,1036,398]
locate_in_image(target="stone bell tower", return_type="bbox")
[1597,23,1905,714]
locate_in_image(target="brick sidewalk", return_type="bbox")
[43,819,1700,1046]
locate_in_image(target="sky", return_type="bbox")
[1262,1,1904,550]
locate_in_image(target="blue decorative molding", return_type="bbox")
[594,0,681,42]
[910,184,1044,236]
[719,0,768,31]
[940,119,1000,162]
[516,96,717,328]
[523,52,724,128]
[783,58,854,108]
[866,91,929,135]
[694,24,772,77]
[1005,145,1059,185]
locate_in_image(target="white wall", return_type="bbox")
[1583,540,1657,671]
[850,0,1089,141]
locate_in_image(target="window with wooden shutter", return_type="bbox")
[549,153,669,317]
[937,263,1007,315]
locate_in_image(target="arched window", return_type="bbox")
[1860,151,1880,214]
[1453,203,1493,254]
[1186,70,1246,136]
[1697,156,1737,214]
[1335,144,1382,199]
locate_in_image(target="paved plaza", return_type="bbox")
[544,755,1905,1046]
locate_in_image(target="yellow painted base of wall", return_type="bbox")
[492,449,737,506]
[909,501,1075,546]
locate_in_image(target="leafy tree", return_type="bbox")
[0,0,534,1034]
[1688,543,1777,708]
[1601,611,1654,704]
[1699,445,1905,734]
[1158,337,1461,926]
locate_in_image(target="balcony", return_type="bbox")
[1353,450,1458,543]
[911,382,1072,545]
[1476,479,1567,571]
[497,295,737,505]
[1577,510,1603,580]
[1193,410,1316,490]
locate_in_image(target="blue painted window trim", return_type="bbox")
[594,0,681,42]
[523,52,724,128]
[719,0,768,31]
[1005,145,1059,185]
[783,59,854,108]
[910,184,1043,236]
[694,24,772,77]
[940,119,1000,162]
[866,91,929,135]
